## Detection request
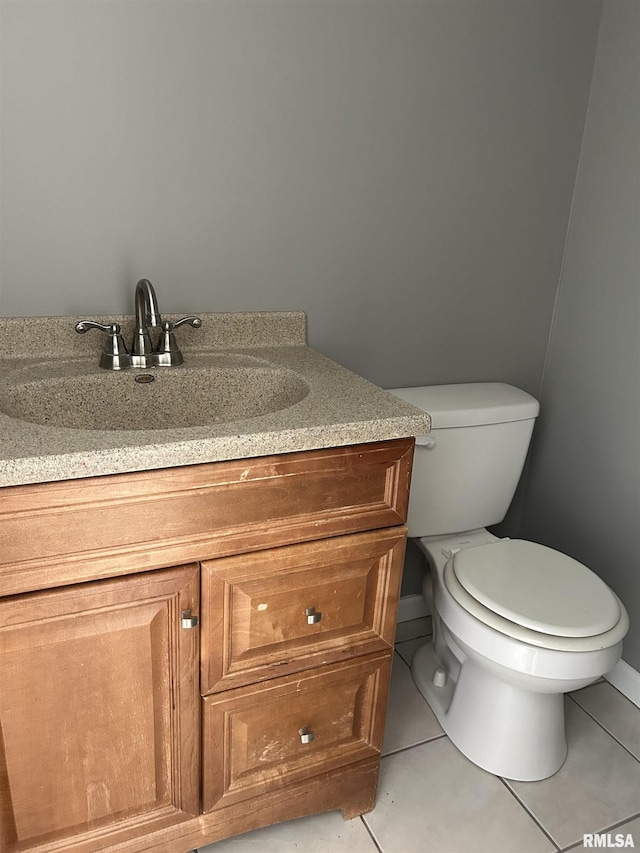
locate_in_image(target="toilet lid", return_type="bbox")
[451,540,620,637]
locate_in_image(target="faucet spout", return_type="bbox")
[131,278,163,365]
[134,278,162,330]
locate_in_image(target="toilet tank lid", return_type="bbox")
[387,383,540,428]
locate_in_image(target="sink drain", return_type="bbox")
[134,374,156,385]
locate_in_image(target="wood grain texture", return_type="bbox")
[10,758,381,853]
[201,527,406,693]
[201,652,392,814]
[0,438,414,852]
[0,439,413,597]
[0,566,200,852]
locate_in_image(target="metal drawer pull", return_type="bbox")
[305,607,322,624]
[181,609,198,629]
[299,726,315,744]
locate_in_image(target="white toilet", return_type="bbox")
[389,382,629,781]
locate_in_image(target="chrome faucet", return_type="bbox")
[130,278,163,368]
[75,278,202,370]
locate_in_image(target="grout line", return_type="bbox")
[359,815,384,852]
[381,732,448,760]
[394,633,433,645]
[499,777,562,852]
[567,693,640,765]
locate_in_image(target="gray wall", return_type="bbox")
[521,0,640,670]
[1,0,600,393]
[7,1,635,655]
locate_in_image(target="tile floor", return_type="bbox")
[199,618,640,853]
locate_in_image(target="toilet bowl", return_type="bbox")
[388,383,629,781]
[412,530,628,781]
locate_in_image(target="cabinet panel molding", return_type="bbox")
[201,527,406,693]
[201,652,392,814]
[0,439,413,597]
[0,565,200,852]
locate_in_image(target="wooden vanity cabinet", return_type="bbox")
[0,438,413,853]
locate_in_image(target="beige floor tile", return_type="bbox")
[197,809,377,852]
[383,651,443,755]
[570,682,640,760]
[506,701,640,849]
[364,738,555,853]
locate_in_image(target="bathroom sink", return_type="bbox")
[0,353,310,430]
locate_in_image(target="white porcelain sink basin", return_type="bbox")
[0,353,309,431]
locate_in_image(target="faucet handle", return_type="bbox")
[75,319,119,335]
[171,316,203,331]
[155,317,202,366]
[75,320,131,370]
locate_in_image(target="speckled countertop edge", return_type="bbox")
[0,313,431,488]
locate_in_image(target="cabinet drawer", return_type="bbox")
[0,439,413,596]
[201,527,405,693]
[201,652,392,813]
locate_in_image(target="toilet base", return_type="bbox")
[411,640,568,781]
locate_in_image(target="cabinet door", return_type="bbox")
[0,565,200,853]
[201,527,405,693]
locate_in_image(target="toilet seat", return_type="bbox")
[451,539,620,637]
[442,540,628,652]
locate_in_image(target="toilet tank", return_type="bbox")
[388,383,539,538]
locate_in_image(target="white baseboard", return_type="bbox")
[605,659,640,709]
[397,594,429,623]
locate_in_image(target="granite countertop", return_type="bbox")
[0,312,431,488]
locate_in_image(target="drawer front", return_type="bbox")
[201,652,392,813]
[201,527,405,694]
[0,439,413,596]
